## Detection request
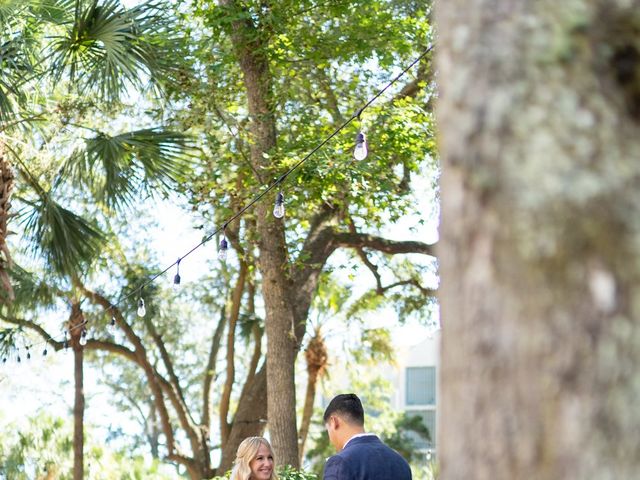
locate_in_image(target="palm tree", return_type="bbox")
[1,0,190,294]
[1,2,192,478]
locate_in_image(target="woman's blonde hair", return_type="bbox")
[229,437,279,480]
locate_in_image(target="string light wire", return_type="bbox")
[1,45,433,356]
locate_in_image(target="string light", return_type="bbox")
[173,258,181,286]
[107,316,117,334]
[79,329,88,346]
[137,297,146,317]
[273,191,285,219]
[0,46,433,361]
[26,345,31,360]
[218,229,229,262]
[353,132,368,160]
[43,347,48,356]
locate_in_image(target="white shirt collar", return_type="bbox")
[343,432,377,449]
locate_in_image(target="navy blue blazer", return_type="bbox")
[323,435,412,480]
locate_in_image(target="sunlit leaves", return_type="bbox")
[48,0,180,101]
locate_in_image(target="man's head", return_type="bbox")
[323,393,365,451]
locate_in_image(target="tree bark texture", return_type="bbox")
[0,141,14,302]
[219,0,300,467]
[73,343,84,480]
[437,1,640,479]
[70,304,86,480]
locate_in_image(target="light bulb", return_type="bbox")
[273,191,285,219]
[137,298,146,317]
[353,132,368,160]
[42,348,48,357]
[107,316,117,334]
[218,237,228,261]
[173,259,181,287]
[79,329,88,346]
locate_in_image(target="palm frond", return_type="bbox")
[64,127,194,208]
[0,14,41,124]
[47,0,179,101]
[0,0,28,25]
[33,0,75,24]
[8,263,59,310]
[18,193,105,277]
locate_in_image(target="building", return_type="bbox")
[393,331,439,454]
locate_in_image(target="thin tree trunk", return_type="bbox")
[69,304,86,480]
[217,365,268,474]
[298,331,328,463]
[437,1,640,479]
[0,142,14,302]
[220,261,248,443]
[73,342,84,480]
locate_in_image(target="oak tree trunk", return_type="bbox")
[437,1,640,479]
[219,0,300,466]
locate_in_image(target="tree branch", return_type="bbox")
[220,260,248,443]
[238,276,263,401]
[378,278,437,297]
[75,282,181,460]
[143,316,202,449]
[202,307,226,429]
[347,217,383,293]
[334,231,436,256]
[392,55,433,104]
[0,314,64,351]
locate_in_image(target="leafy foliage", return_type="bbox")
[0,413,176,479]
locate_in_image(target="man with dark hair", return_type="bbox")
[322,393,412,480]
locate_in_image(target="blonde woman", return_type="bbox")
[230,437,279,480]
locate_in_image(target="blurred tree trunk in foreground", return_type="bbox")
[436,1,640,479]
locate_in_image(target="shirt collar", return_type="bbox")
[343,433,377,449]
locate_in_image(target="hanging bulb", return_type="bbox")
[137,297,146,317]
[173,259,181,287]
[79,329,88,347]
[26,346,31,360]
[353,132,368,160]
[218,236,228,261]
[63,332,69,351]
[107,315,117,334]
[273,191,285,219]
[42,347,48,357]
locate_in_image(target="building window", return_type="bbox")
[406,366,435,405]
[405,409,436,449]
